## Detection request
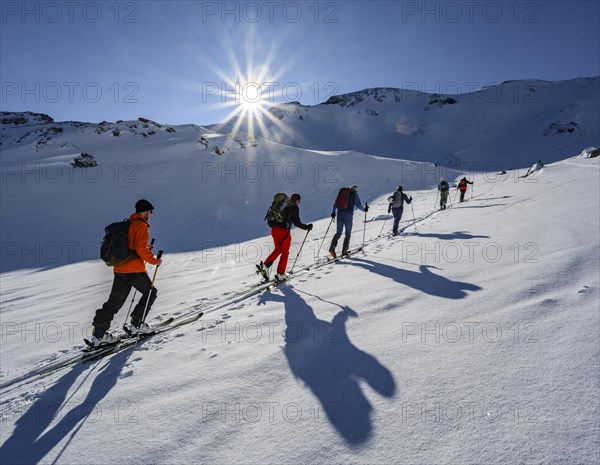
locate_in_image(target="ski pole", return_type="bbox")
[135,250,163,345]
[124,238,154,324]
[290,229,310,274]
[362,203,368,248]
[318,217,334,252]
[411,202,416,230]
[142,250,162,321]
[379,214,389,236]
[448,192,453,208]
[434,191,439,210]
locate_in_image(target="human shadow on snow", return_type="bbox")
[346,258,481,299]
[409,230,490,241]
[1,349,132,464]
[259,286,396,445]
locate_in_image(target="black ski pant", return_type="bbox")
[330,233,351,255]
[93,272,158,330]
[459,190,466,202]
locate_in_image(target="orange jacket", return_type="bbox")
[114,213,158,273]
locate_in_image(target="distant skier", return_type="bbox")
[90,199,162,347]
[525,160,544,177]
[329,185,368,258]
[257,193,312,282]
[438,178,449,210]
[387,185,412,235]
[457,177,473,202]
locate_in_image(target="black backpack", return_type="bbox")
[264,193,290,228]
[100,219,138,266]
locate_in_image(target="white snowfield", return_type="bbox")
[1,153,598,464]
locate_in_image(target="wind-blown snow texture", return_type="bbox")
[1,78,599,465]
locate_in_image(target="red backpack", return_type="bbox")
[334,187,354,211]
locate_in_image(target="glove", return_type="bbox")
[388,206,391,214]
[307,224,313,231]
[410,196,413,202]
[331,213,336,219]
[364,203,369,213]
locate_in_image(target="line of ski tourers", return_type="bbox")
[87,177,475,349]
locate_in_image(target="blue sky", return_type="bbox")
[1,0,599,125]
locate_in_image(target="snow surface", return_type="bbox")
[1,152,599,464]
[209,77,600,168]
[1,77,599,463]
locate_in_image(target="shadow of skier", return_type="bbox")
[261,286,396,445]
[409,230,490,241]
[346,258,481,299]
[0,349,132,464]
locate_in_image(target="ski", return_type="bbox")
[328,247,364,262]
[0,316,197,390]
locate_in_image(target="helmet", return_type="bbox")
[350,185,358,192]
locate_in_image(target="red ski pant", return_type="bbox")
[265,226,291,274]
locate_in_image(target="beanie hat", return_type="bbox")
[397,185,403,191]
[290,193,301,203]
[135,199,154,213]
[350,185,358,192]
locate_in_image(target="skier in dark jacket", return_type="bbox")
[438,178,449,210]
[329,185,368,258]
[90,199,163,347]
[257,193,312,282]
[457,177,473,202]
[388,185,412,235]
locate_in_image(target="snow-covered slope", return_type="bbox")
[0,112,452,272]
[210,77,600,168]
[1,155,598,464]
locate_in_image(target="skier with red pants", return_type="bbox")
[457,177,473,202]
[257,193,312,282]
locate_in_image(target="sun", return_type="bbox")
[237,82,267,116]
[195,30,302,142]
